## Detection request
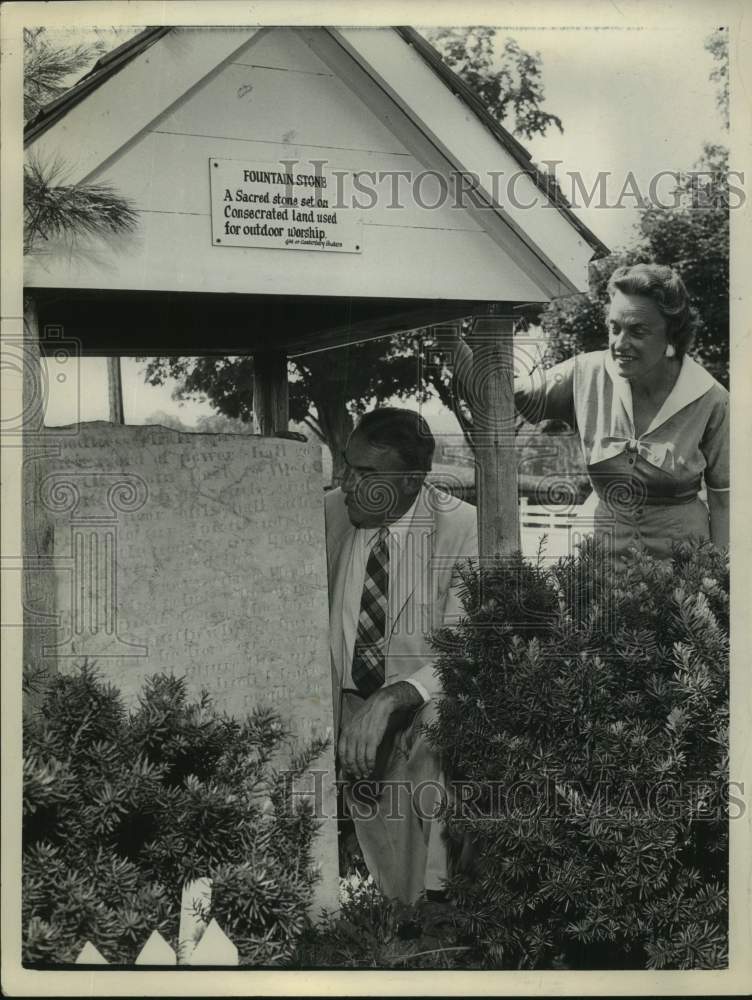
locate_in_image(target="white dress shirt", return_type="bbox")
[341,494,431,702]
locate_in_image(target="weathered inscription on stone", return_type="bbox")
[34,422,338,909]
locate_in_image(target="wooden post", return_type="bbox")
[467,312,520,561]
[253,351,289,435]
[22,295,56,695]
[107,356,125,424]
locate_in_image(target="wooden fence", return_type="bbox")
[74,878,239,966]
[519,496,595,559]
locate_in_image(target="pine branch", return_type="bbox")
[24,27,100,123]
[24,156,139,255]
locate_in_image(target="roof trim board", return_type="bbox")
[25,27,265,186]
[329,27,604,291]
[297,27,573,299]
[394,27,608,257]
[24,27,171,144]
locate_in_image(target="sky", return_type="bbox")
[38,21,727,432]
[501,24,727,247]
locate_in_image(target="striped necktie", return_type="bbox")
[351,526,389,696]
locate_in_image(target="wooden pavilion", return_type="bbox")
[24,25,608,557]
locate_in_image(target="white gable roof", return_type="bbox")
[25,26,606,301]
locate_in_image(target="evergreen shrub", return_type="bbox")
[23,668,326,965]
[428,537,729,969]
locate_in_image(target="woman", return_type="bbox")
[514,263,729,562]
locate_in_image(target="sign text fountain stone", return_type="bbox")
[36,423,338,913]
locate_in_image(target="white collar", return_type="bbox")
[604,350,715,436]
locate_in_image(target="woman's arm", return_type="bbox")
[514,356,577,426]
[707,488,729,549]
[453,336,577,426]
[700,389,729,550]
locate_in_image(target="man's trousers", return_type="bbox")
[341,691,447,905]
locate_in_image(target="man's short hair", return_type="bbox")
[354,407,435,473]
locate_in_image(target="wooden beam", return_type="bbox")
[467,312,520,561]
[253,352,289,435]
[107,357,125,424]
[33,288,497,358]
[287,300,486,357]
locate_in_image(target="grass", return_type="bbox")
[293,872,480,970]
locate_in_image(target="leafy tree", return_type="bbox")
[704,28,729,130]
[426,27,562,140]
[24,29,138,255]
[637,29,729,384]
[139,30,564,479]
[196,412,254,434]
[637,143,729,385]
[142,410,192,432]
[539,253,629,368]
[539,31,730,387]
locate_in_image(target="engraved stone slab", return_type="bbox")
[35,423,338,913]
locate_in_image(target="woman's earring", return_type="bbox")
[665,344,676,358]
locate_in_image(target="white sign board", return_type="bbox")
[209,157,362,253]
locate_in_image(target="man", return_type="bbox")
[325,407,478,903]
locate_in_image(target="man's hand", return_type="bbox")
[338,682,424,781]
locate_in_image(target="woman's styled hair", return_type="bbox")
[355,407,435,473]
[607,263,697,357]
